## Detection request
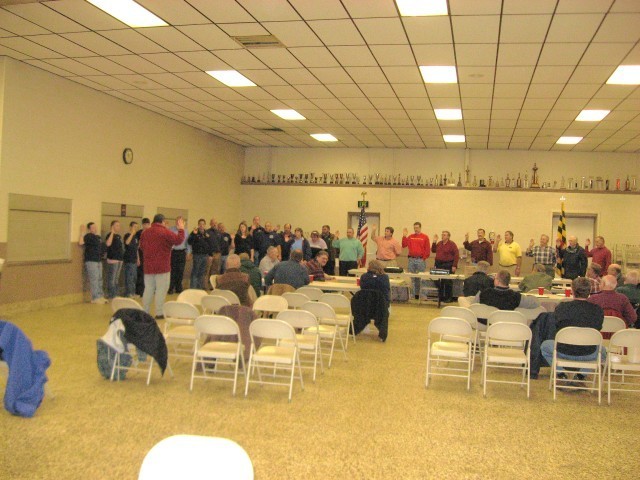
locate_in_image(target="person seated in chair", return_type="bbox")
[264,249,310,289]
[586,263,602,294]
[306,250,334,282]
[470,270,539,323]
[360,259,391,308]
[608,263,624,287]
[588,274,637,327]
[616,270,640,305]
[540,277,606,385]
[462,260,493,297]
[216,254,252,307]
[518,264,553,292]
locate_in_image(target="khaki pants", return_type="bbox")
[377,259,398,267]
[499,264,517,276]
[203,253,222,290]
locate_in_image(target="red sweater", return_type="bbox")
[585,246,611,273]
[402,233,430,259]
[140,223,185,274]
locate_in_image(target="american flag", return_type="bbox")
[357,203,368,267]
[556,201,566,276]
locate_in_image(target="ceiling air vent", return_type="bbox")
[232,35,285,49]
[256,127,285,133]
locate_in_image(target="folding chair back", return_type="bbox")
[277,309,318,330]
[428,316,473,338]
[555,326,603,346]
[250,318,296,341]
[483,322,532,398]
[486,322,532,344]
[195,315,240,337]
[163,301,201,322]
[602,316,626,336]
[282,292,311,309]
[319,293,351,312]
[426,317,474,390]
[468,304,498,327]
[111,297,143,313]
[296,286,323,301]
[441,306,477,329]
[212,289,241,305]
[487,310,528,326]
[201,295,232,314]
[607,329,640,404]
[515,306,547,323]
[301,301,336,322]
[252,295,288,316]
[176,289,208,309]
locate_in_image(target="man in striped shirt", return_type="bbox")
[525,234,556,277]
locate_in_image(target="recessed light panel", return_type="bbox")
[86,0,167,28]
[443,135,465,143]
[271,109,306,120]
[606,65,640,85]
[435,109,462,120]
[396,0,448,16]
[556,136,582,145]
[420,66,457,84]
[205,70,256,87]
[311,134,338,142]
[576,110,610,121]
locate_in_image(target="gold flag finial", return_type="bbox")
[361,191,367,201]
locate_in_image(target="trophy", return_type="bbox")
[329,174,334,184]
[524,174,529,189]
[322,173,328,184]
[346,173,352,184]
[488,176,493,187]
[531,163,540,188]
[464,165,471,186]
[457,173,462,187]
[270,174,275,183]
[417,175,422,185]
[505,173,511,187]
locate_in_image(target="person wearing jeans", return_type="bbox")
[540,277,606,382]
[105,220,123,299]
[79,222,106,304]
[402,222,430,299]
[123,221,139,297]
[140,214,185,319]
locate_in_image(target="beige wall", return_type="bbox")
[242,147,640,254]
[0,58,244,308]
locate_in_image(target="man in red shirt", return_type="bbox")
[402,222,430,299]
[432,230,460,302]
[587,275,637,327]
[140,214,185,319]
[584,236,612,274]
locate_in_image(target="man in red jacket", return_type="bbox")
[140,214,185,319]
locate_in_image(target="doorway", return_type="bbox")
[347,211,380,264]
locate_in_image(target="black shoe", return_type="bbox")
[557,372,568,381]
[574,373,587,382]
[530,373,538,380]
[155,315,165,320]
[167,290,174,295]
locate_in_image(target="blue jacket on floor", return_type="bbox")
[0,320,51,417]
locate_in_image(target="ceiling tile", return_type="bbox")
[538,43,587,66]
[593,13,640,42]
[546,13,604,42]
[61,31,129,56]
[26,33,96,57]
[290,46,339,67]
[494,65,535,83]
[136,0,211,25]
[569,65,615,83]
[142,52,200,72]
[261,21,322,47]
[0,44,31,60]
[289,0,348,19]
[355,18,408,45]
[100,29,167,54]
[217,22,270,37]
[108,55,166,74]
[273,68,320,84]
[175,50,229,70]
[146,73,196,89]
[498,44,542,66]
[458,66,495,83]
[23,58,71,75]
[5,3,86,33]
[494,84,529,98]
[559,83,600,98]
[382,66,422,83]
[393,84,428,98]
[213,49,266,69]
[139,27,203,52]
[402,17,453,44]
[580,42,635,66]
[308,19,364,45]
[42,57,103,76]
[75,56,132,75]
[308,67,352,84]
[67,75,109,91]
[0,9,47,35]
[177,24,241,50]
[413,44,455,65]
[359,83,396,98]
[46,0,126,30]
[500,14,553,43]
[452,15,500,43]
[238,0,300,21]
[295,84,334,98]
[460,84,493,97]
[456,44,498,66]
[503,0,558,14]
[242,69,288,86]
[370,44,415,67]
[174,71,223,88]
[326,83,363,96]
[532,66,575,84]
[329,45,377,67]
[427,84,461,97]
[557,0,614,14]
[0,37,63,58]
[250,48,303,68]
[449,0,502,14]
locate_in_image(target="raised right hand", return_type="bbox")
[402,228,408,236]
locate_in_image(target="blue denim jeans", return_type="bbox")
[541,339,607,374]
[220,255,228,274]
[190,254,208,289]
[85,261,104,300]
[106,261,123,299]
[124,262,137,297]
[143,272,170,316]
[408,257,426,296]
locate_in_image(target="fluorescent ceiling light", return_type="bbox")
[396,0,448,16]
[311,133,338,142]
[420,66,457,84]
[606,65,640,85]
[271,109,306,120]
[443,135,465,143]
[86,0,167,28]
[206,70,256,87]
[435,109,462,120]
[556,136,582,145]
[576,110,610,121]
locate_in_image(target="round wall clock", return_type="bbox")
[122,148,134,165]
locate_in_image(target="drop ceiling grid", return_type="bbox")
[0,0,636,150]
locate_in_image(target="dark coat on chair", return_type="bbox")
[351,289,389,341]
[114,309,168,374]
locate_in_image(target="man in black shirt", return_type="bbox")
[123,221,139,297]
[135,218,150,296]
[541,277,606,382]
[79,222,106,303]
[188,218,213,289]
[463,260,493,296]
[204,217,222,290]
[105,220,123,299]
[217,222,232,274]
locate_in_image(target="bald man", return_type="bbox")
[556,235,587,280]
[588,275,637,327]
